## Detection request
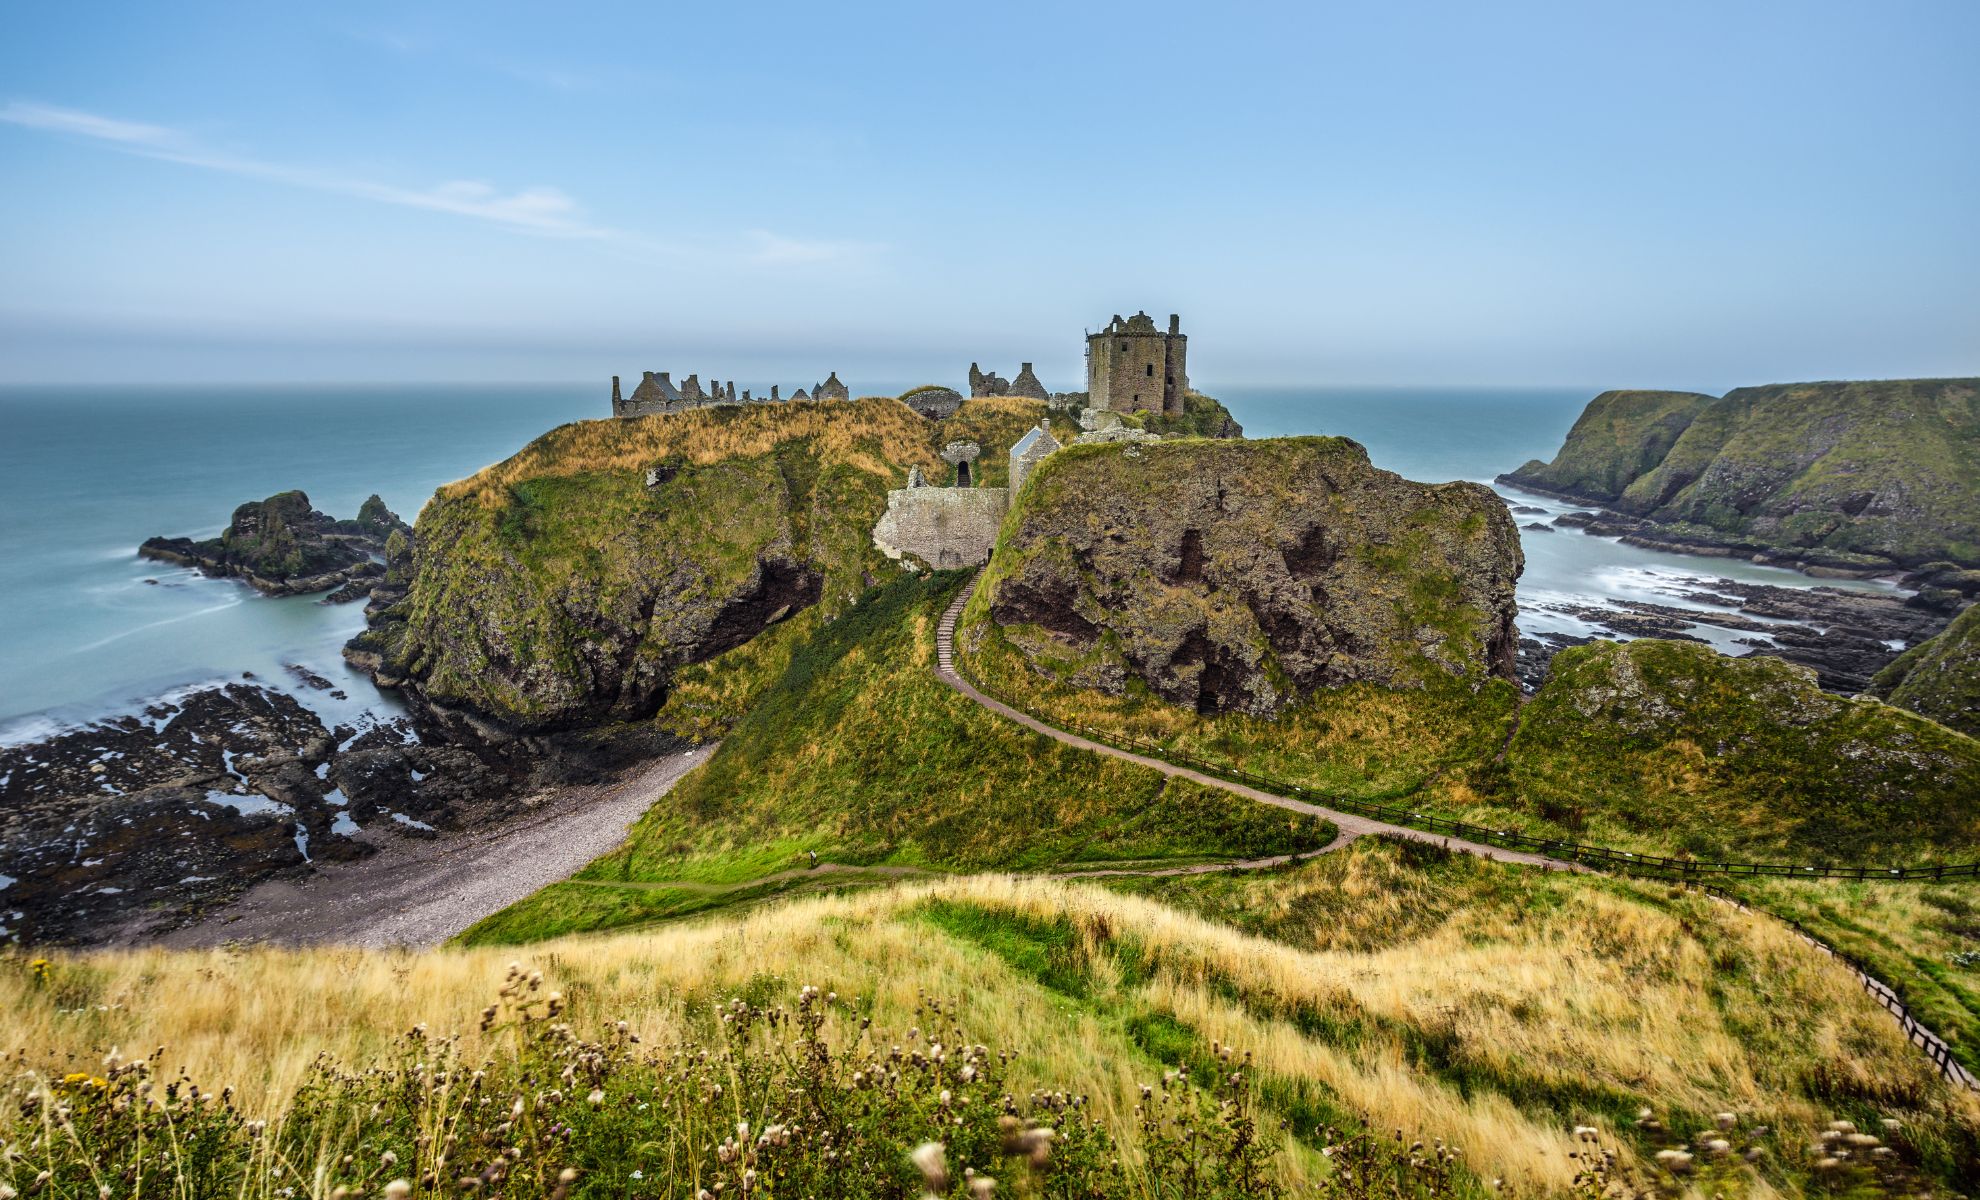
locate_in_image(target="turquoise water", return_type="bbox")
[0,383,1891,737]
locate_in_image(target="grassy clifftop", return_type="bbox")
[1504,379,1980,569]
[361,397,1068,730]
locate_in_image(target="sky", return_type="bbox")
[1,1,1976,390]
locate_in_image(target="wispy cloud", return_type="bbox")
[1,101,886,268]
[0,100,613,239]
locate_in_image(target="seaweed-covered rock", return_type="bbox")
[1502,379,1980,570]
[1867,604,1980,739]
[972,436,1521,716]
[139,490,408,597]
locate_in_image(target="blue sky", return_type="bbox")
[2,1,1976,389]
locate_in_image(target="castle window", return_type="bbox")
[1119,341,1128,351]
[1146,363,1154,377]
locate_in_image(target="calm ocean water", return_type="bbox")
[0,383,1888,739]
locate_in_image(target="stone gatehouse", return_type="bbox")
[1085,311,1187,416]
[871,422,1063,569]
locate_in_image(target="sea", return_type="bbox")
[0,383,1896,743]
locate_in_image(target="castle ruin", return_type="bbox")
[1085,312,1187,416]
[611,369,852,418]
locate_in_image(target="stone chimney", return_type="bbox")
[1168,313,1180,336]
[611,375,621,404]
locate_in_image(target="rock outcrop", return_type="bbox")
[1501,379,1980,572]
[972,437,1522,716]
[140,491,408,598]
[1867,604,1980,739]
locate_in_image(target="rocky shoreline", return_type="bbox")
[0,679,683,946]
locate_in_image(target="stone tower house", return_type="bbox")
[1086,311,1186,416]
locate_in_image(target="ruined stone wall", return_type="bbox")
[901,386,965,420]
[871,486,1011,568]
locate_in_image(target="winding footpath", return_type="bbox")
[934,582,1588,873]
[934,574,1980,1091]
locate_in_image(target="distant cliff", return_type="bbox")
[967,436,1521,716]
[1501,379,1980,572]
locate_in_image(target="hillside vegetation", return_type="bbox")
[1868,602,1980,738]
[461,572,1335,945]
[12,850,1978,1197]
[357,397,1068,731]
[1503,379,1980,570]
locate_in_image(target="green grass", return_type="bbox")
[462,571,1335,945]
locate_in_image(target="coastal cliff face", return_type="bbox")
[1503,379,1980,571]
[1868,604,1980,739]
[353,397,1062,732]
[972,437,1522,716]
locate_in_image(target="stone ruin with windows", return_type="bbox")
[610,369,854,417]
[1085,311,1188,416]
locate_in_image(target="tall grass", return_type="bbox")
[9,855,1975,1195]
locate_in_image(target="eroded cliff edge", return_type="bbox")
[969,436,1522,716]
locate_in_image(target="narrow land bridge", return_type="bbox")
[932,573,1980,1091]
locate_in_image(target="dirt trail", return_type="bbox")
[151,746,714,950]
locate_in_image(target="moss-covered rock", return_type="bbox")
[363,397,1065,732]
[138,490,407,596]
[1499,639,1980,861]
[1867,603,1980,738]
[974,436,1521,716]
[1503,379,1980,569]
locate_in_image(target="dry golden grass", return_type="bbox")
[10,868,1973,1195]
[439,396,1057,508]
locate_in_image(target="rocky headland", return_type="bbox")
[970,436,1521,715]
[1500,378,1980,575]
[140,490,409,599]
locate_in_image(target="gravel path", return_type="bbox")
[152,745,714,950]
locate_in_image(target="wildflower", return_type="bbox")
[1572,1125,1598,1140]
[1815,1157,1843,1171]
[1653,1149,1693,1174]
[381,1151,399,1167]
[1828,1119,1857,1134]
[630,1169,644,1180]
[1703,1139,1731,1156]
[383,1182,412,1200]
[1714,1111,1736,1130]
[910,1142,949,1191]
[969,1178,997,1200]
[1881,1117,1902,1132]
[587,1088,605,1105]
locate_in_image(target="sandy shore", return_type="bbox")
[150,745,713,950]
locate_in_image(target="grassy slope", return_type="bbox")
[1442,639,1980,865]
[1868,602,1980,739]
[14,856,1978,1196]
[1503,389,1717,500]
[461,572,1336,944]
